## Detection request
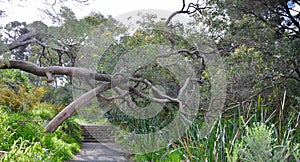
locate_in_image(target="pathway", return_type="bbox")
[70,142,130,162]
[70,123,132,162]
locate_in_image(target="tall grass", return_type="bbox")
[133,94,300,161]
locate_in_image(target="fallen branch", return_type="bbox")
[45,83,111,133]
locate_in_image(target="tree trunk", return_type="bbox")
[45,83,111,133]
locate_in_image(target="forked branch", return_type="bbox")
[164,0,210,47]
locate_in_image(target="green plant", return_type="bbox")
[56,117,82,144]
[227,123,299,162]
[42,134,79,161]
[1,137,51,162]
[0,107,14,151]
[0,106,81,161]
[0,79,81,161]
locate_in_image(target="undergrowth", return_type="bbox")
[0,70,82,162]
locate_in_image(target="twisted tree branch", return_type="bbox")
[0,60,112,83]
[45,83,111,133]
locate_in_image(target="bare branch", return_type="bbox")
[178,77,190,100]
[35,39,68,52]
[143,79,179,103]
[7,31,39,50]
[177,48,215,55]
[45,83,111,133]
[0,60,112,83]
[156,48,212,62]
[164,11,183,48]
[282,3,300,32]
[98,92,129,101]
[164,1,210,49]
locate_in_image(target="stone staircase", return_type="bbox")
[80,124,115,143]
[70,123,131,162]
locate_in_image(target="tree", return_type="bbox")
[0,1,221,135]
[200,0,300,145]
[198,0,300,101]
[0,5,122,132]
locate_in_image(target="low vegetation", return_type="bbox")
[0,0,299,161]
[0,70,82,162]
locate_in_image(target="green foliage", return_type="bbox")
[0,69,31,89]
[135,97,299,161]
[1,138,52,162]
[133,149,184,162]
[31,104,54,120]
[1,1,299,161]
[227,123,299,162]
[57,117,83,144]
[0,107,14,151]
[0,107,81,161]
[6,113,43,141]
[0,69,81,161]
[95,28,205,136]
[0,85,47,112]
[43,85,73,107]
[42,134,79,161]
[163,151,183,162]
[225,45,266,100]
[185,2,300,161]
[0,69,48,112]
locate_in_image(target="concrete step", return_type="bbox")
[80,124,115,143]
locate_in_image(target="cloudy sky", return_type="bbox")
[0,0,185,25]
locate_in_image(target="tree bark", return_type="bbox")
[0,60,112,83]
[7,31,39,50]
[45,83,111,133]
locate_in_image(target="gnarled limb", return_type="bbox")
[45,83,111,133]
[0,0,208,134]
[7,31,39,50]
[0,59,113,132]
[0,60,112,83]
[164,0,209,48]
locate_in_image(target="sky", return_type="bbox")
[0,0,185,25]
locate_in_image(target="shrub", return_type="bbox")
[0,85,46,112]
[1,138,51,162]
[42,134,80,161]
[227,123,300,162]
[0,68,81,161]
[0,107,14,151]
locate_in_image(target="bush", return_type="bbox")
[1,138,52,162]
[0,88,81,161]
[0,107,81,161]
[42,134,80,161]
[227,123,300,162]
[0,107,14,151]
[0,109,81,162]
